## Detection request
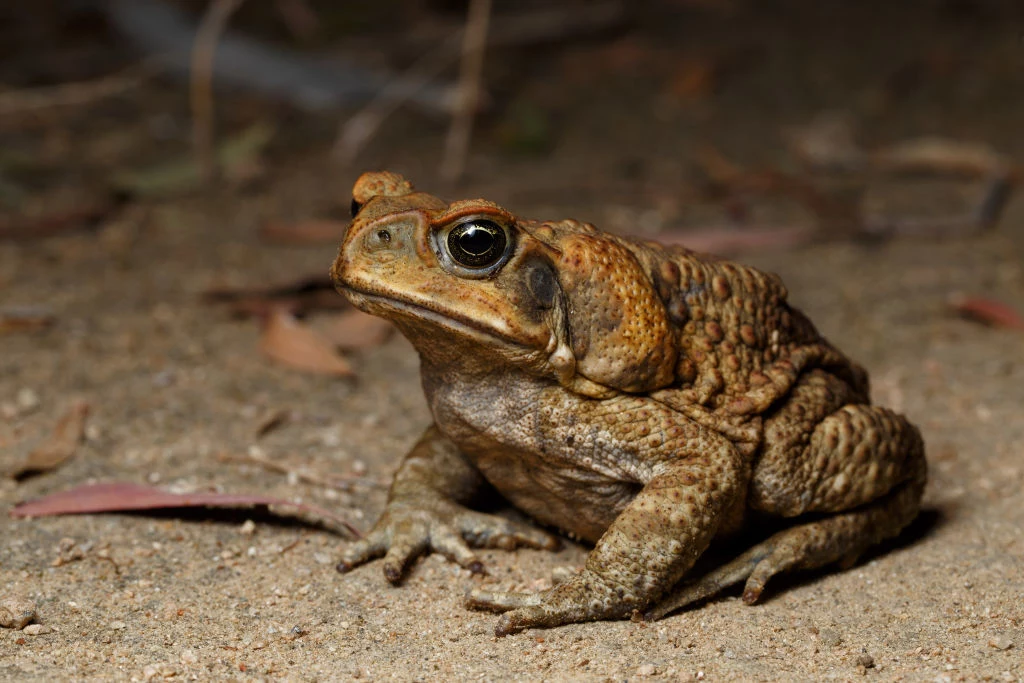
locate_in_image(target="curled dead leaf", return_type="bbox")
[9,401,90,481]
[320,310,394,351]
[260,307,354,377]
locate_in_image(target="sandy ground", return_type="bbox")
[2,2,1023,681]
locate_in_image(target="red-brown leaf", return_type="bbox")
[260,307,354,376]
[8,481,360,538]
[320,310,394,351]
[9,401,90,480]
[948,294,1024,331]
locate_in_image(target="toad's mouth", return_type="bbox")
[337,285,524,347]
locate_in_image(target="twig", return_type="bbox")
[333,1,625,163]
[105,0,452,112]
[279,536,304,555]
[190,0,247,185]
[0,63,156,117]
[332,36,462,163]
[440,0,492,184]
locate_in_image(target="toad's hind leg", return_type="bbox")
[649,372,926,620]
[646,473,922,619]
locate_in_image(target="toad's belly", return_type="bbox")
[472,444,640,543]
[424,368,653,543]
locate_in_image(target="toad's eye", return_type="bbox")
[444,219,510,271]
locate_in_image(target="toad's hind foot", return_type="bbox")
[646,472,924,621]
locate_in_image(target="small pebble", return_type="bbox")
[636,662,658,676]
[856,653,875,668]
[0,596,37,629]
[22,624,51,636]
[110,620,127,630]
[16,388,40,412]
[180,649,198,664]
[989,635,1014,651]
[239,520,257,536]
[819,628,843,647]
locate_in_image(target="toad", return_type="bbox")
[330,171,926,636]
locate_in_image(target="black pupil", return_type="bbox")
[448,220,507,268]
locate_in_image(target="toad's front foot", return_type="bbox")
[337,497,560,583]
[467,569,634,636]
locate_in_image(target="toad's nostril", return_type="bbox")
[365,228,395,253]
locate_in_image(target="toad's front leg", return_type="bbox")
[338,426,559,581]
[468,428,746,635]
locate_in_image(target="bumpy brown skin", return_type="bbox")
[331,171,927,636]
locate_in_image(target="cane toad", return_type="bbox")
[330,171,927,636]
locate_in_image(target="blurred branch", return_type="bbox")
[440,0,492,184]
[190,0,246,185]
[332,36,461,163]
[104,0,453,112]
[333,1,626,163]
[0,62,156,117]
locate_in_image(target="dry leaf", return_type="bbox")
[321,310,394,350]
[9,481,360,538]
[948,294,1024,331]
[0,307,55,335]
[260,218,348,245]
[9,401,90,480]
[871,138,1015,178]
[260,307,354,377]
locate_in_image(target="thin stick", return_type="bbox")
[190,0,246,185]
[332,35,462,163]
[0,62,156,117]
[332,1,624,163]
[440,0,492,184]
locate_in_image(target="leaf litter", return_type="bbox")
[9,481,361,539]
[259,306,354,377]
[8,401,90,481]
